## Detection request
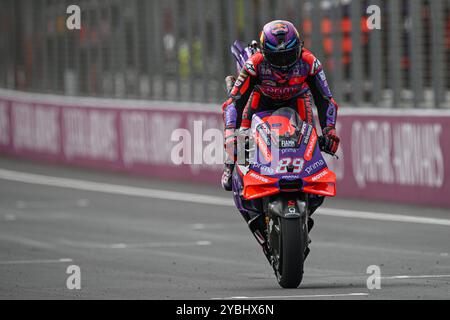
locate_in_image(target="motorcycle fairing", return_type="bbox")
[233,109,336,202]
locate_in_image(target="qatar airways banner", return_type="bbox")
[0,90,449,207]
[325,114,450,207]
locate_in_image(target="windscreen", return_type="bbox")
[265,107,303,149]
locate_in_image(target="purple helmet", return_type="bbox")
[259,20,303,72]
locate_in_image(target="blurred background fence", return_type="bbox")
[1,0,449,108]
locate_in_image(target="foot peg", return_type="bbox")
[221,165,233,191]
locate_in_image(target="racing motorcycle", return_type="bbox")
[227,41,337,288]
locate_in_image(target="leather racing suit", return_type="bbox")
[222,48,339,160]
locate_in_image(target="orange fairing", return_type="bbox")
[303,168,337,197]
[243,170,279,200]
[265,115,296,136]
[255,130,272,163]
[304,129,317,161]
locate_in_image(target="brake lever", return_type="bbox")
[323,149,339,159]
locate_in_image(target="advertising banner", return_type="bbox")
[1,90,449,207]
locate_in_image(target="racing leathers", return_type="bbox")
[221,47,340,261]
[222,48,340,167]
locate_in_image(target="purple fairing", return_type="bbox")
[249,112,328,180]
[232,109,329,217]
[231,40,259,74]
[231,41,249,72]
[231,166,247,215]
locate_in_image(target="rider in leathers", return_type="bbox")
[221,21,340,238]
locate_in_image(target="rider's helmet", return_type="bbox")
[259,20,303,73]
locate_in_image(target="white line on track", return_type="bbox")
[212,292,369,300]
[312,241,450,258]
[4,213,16,221]
[58,239,211,249]
[317,208,450,226]
[0,234,56,249]
[381,274,450,280]
[0,168,232,205]
[0,258,73,265]
[1,168,450,227]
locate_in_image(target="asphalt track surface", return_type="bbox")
[0,157,449,300]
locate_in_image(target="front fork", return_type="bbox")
[246,194,311,263]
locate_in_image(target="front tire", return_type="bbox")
[277,218,305,288]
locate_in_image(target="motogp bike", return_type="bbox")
[228,41,337,288]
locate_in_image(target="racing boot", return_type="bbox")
[221,163,234,191]
[307,217,315,233]
[304,195,323,260]
[304,218,314,260]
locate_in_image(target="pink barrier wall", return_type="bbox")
[0,93,223,184]
[1,90,450,207]
[326,114,450,207]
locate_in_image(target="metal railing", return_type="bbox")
[1,0,449,108]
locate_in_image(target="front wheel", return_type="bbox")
[276,218,306,288]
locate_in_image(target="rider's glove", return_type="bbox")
[225,76,236,95]
[322,126,340,154]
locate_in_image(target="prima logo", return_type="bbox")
[304,159,325,175]
[251,163,276,175]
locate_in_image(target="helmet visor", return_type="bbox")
[264,47,300,68]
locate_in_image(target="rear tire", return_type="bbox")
[277,218,305,288]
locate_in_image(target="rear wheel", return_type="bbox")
[276,218,305,288]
